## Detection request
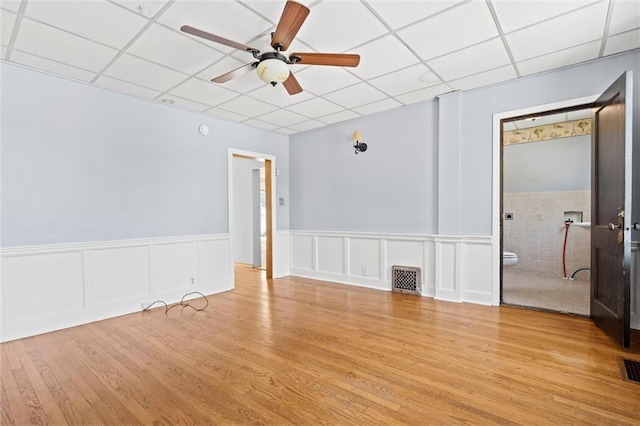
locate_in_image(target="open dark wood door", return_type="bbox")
[591,71,633,347]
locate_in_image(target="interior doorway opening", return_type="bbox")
[500,105,593,315]
[229,151,274,280]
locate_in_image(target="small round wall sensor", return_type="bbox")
[198,124,210,136]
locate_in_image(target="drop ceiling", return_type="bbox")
[1,0,639,135]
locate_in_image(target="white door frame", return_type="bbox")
[490,95,598,305]
[228,148,277,282]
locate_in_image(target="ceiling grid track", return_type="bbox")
[485,0,521,78]
[5,0,28,61]
[598,0,615,57]
[90,0,177,84]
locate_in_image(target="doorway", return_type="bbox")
[229,150,275,279]
[501,108,592,315]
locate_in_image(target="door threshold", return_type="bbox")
[501,302,589,318]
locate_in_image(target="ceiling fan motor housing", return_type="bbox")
[256,52,291,85]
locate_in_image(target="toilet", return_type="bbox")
[503,251,519,268]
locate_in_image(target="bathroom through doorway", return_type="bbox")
[501,107,592,315]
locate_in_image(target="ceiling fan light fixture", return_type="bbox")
[257,58,290,86]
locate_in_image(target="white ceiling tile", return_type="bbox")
[325,82,387,109]
[518,41,600,76]
[15,19,117,72]
[604,28,640,55]
[94,75,162,98]
[248,81,315,107]
[0,1,20,13]
[317,110,361,124]
[11,50,96,81]
[275,128,298,135]
[506,2,608,62]
[169,77,238,106]
[154,94,211,112]
[293,66,361,95]
[198,56,247,80]
[25,0,147,49]
[394,83,450,105]
[288,119,325,132]
[113,0,170,19]
[286,97,343,117]
[243,118,280,131]
[397,2,498,60]
[257,109,307,127]
[369,64,441,96]
[206,108,249,122]
[367,1,457,30]
[1,10,16,46]
[104,53,187,91]
[295,1,388,51]
[609,0,640,35]
[353,98,402,116]
[427,37,510,81]
[492,0,598,34]
[127,24,224,75]
[447,65,516,91]
[218,96,279,117]
[349,34,420,80]
[242,0,315,21]
[158,1,272,50]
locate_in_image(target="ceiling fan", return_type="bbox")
[180,0,360,95]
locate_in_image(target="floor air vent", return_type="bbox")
[392,266,421,296]
[618,357,640,384]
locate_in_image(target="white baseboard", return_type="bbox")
[1,234,232,342]
[289,231,493,304]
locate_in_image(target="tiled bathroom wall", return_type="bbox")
[503,190,591,281]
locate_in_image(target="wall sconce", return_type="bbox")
[351,130,367,155]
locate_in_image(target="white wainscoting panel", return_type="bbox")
[460,238,494,305]
[317,236,344,276]
[291,234,314,271]
[91,246,149,306]
[274,231,290,278]
[1,234,231,342]
[151,242,199,293]
[348,238,380,281]
[4,251,85,322]
[289,231,492,300]
[434,237,461,302]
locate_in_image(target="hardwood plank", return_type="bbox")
[2,266,640,425]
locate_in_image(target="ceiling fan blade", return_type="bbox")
[271,1,310,51]
[212,62,258,83]
[181,25,260,54]
[289,52,360,67]
[283,72,303,95]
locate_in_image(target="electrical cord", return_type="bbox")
[142,291,209,315]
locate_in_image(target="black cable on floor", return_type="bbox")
[142,291,209,315]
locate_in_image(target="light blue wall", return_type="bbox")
[504,135,591,193]
[0,62,290,247]
[289,49,639,237]
[290,101,438,233]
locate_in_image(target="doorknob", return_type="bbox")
[608,223,622,230]
[631,223,640,231]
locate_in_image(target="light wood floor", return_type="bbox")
[2,266,640,425]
